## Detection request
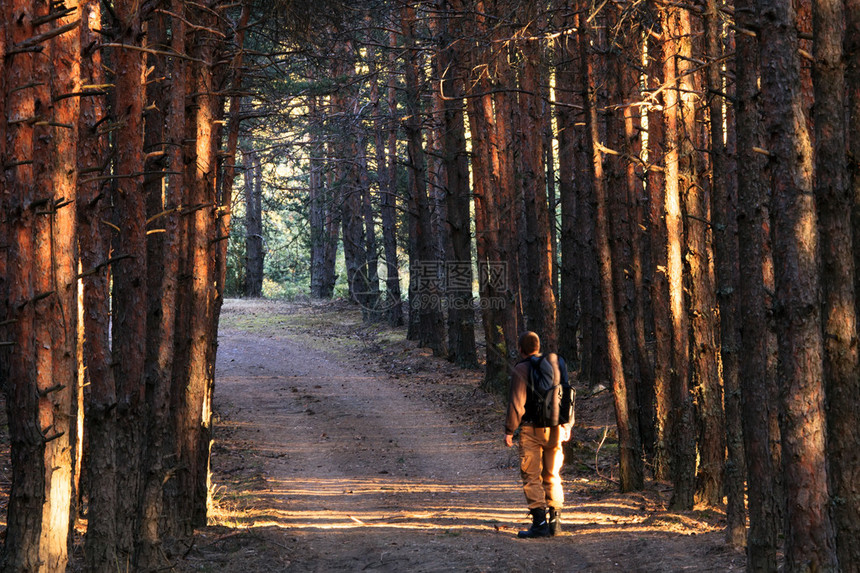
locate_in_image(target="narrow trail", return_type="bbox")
[191,301,745,572]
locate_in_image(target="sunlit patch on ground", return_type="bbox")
[209,470,724,540]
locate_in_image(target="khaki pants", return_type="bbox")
[519,425,565,509]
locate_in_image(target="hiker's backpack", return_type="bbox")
[526,353,575,428]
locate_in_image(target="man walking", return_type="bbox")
[504,331,572,538]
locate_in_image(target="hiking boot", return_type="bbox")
[548,507,562,536]
[517,507,550,539]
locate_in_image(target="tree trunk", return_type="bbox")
[204,5,236,537]
[820,0,860,564]
[215,1,251,306]
[492,26,522,368]
[332,42,370,314]
[758,0,838,565]
[43,3,81,569]
[438,0,477,367]
[358,131,381,319]
[244,150,264,297]
[556,6,581,369]
[734,0,780,566]
[673,6,726,508]
[662,6,696,509]
[543,73,558,303]
[160,2,190,543]
[2,2,79,572]
[401,3,447,356]
[427,62,448,273]
[583,11,643,492]
[370,38,403,325]
[646,19,673,481]
[185,13,219,530]
[3,43,46,559]
[603,8,645,491]
[137,9,174,568]
[705,0,744,545]
[386,30,403,324]
[340,153,368,309]
[110,0,148,560]
[168,6,221,537]
[663,8,696,509]
[459,0,507,392]
[0,0,5,399]
[369,35,403,324]
[572,8,605,389]
[309,95,325,298]
[321,139,342,300]
[605,15,649,473]
[518,9,557,351]
[624,52,656,465]
[78,0,116,567]
[308,90,339,300]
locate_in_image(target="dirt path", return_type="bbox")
[181,300,746,572]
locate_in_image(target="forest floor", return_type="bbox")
[175,298,746,572]
[0,298,748,572]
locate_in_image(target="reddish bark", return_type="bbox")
[734,0,780,566]
[662,6,696,509]
[137,8,173,569]
[583,9,643,492]
[0,0,6,378]
[624,50,656,463]
[571,7,605,389]
[485,1,521,370]
[460,0,507,391]
[705,0,744,544]
[216,2,252,305]
[814,0,860,564]
[164,2,190,540]
[672,7,726,508]
[843,0,860,563]
[3,0,81,568]
[437,0,477,367]
[646,17,672,481]
[555,4,581,369]
[603,6,644,482]
[518,7,557,351]
[758,0,838,564]
[45,3,81,568]
[78,0,117,567]
[184,9,219,529]
[0,0,5,333]
[110,0,148,560]
[401,3,447,356]
[3,1,45,568]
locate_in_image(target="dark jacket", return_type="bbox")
[504,353,570,435]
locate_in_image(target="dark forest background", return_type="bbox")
[1,0,859,571]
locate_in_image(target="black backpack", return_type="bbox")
[526,353,575,428]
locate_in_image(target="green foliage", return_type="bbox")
[224,0,412,302]
[225,141,314,299]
